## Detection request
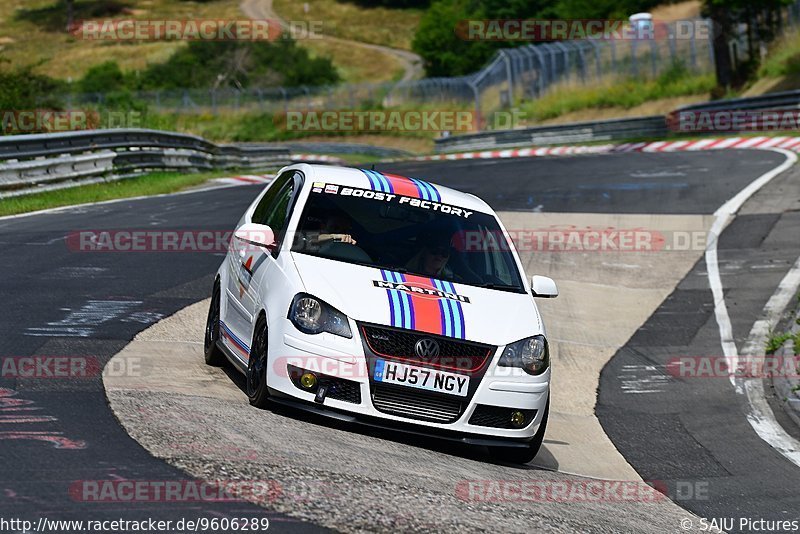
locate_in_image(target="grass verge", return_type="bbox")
[759,29,800,79]
[273,0,421,51]
[0,0,243,80]
[0,169,244,217]
[518,64,715,123]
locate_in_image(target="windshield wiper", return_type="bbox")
[474,282,524,293]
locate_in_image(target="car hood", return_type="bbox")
[290,252,543,346]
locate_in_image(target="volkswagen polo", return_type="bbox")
[204,163,558,463]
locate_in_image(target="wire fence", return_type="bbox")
[61,3,800,131]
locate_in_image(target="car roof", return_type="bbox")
[291,163,494,214]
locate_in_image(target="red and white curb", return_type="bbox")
[417,144,615,161]
[420,136,800,162]
[212,174,274,186]
[210,136,800,188]
[614,136,800,152]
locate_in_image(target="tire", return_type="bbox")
[204,280,225,366]
[489,399,549,464]
[246,315,270,408]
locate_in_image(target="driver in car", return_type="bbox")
[317,213,357,245]
[406,233,453,278]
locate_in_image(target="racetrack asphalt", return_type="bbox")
[0,149,794,531]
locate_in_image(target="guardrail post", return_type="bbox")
[469,81,482,132]
[650,40,658,77]
[530,45,546,97]
[669,25,677,63]
[610,38,617,74]
[500,50,513,106]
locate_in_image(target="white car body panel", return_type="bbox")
[214,163,554,442]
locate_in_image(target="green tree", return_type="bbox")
[703,0,792,89]
[79,61,126,94]
[412,0,659,77]
[412,0,496,77]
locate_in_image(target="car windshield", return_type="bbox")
[291,184,525,292]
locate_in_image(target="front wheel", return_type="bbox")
[204,280,225,366]
[246,316,270,408]
[489,399,549,464]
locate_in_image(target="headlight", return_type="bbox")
[498,335,549,375]
[288,294,352,338]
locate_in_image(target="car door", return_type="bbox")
[224,171,301,358]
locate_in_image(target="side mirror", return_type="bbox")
[531,275,558,298]
[235,223,276,250]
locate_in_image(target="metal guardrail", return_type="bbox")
[0,129,291,195]
[273,142,411,158]
[675,89,800,113]
[435,90,800,153]
[434,116,667,153]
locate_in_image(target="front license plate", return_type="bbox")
[373,360,469,397]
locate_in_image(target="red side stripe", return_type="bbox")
[403,274,444,335]
[381,173,421,198]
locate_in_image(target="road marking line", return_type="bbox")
[738,255,800,464]
[705,147,800,466]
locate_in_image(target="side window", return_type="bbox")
[250,172,298,257]
[252,172,291,225]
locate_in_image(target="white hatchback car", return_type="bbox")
[204,163,558,463]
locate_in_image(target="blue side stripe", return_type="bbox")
[367,169,391,193]
[360,169,378,190]
[399,273,414,329]
[443,281,465,339]
[220,321,251,353]
[384,270,404,327]
[363,169,381,192]
[409,178,430,201]
[432,279,453,337]
[373,171,395,194]
[437,300,450,337]
[368,170,384,192]
[418,179,441,202]
[381,270,398,328]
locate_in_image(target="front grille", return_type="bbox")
[372,384,463,423]
[469,405,537,429]
[287,365,362,404]
[326,380,362,404]
[361,325,494,372]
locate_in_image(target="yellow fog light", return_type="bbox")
[300,372,317,389]
[510,411,526,428]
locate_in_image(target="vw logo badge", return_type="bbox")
[414,338,440,359]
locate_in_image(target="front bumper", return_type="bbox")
[266,319,550,442]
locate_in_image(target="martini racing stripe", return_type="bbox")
[381,270,414,330]
[403,274,444,336]
[361,169,391,193]
[379,271,466,339]
[220,321,250,357]
[436,279,465,339]
[361,170,441,201]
